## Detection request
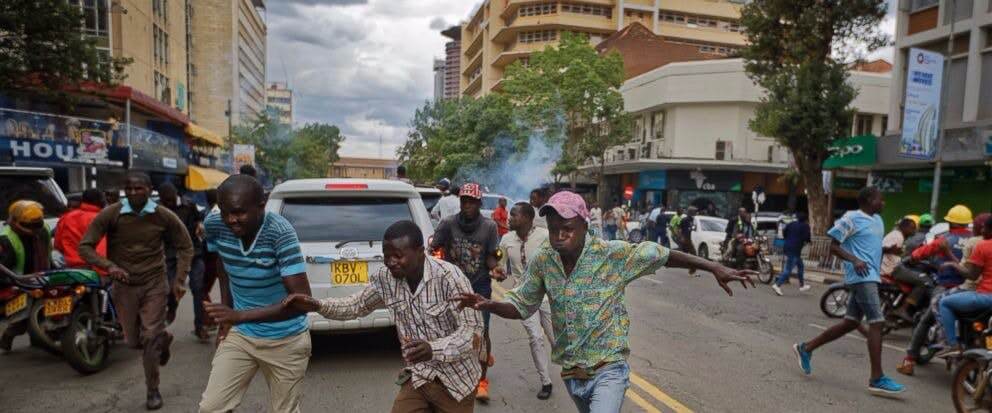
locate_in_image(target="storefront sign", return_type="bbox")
[130,125,187,173]
[986,133,992,156]
[232,144,255,173]
[0,108,127,166]
[636,170,667,190]
[823,135,877,169]
[667,170,741,192]
[899,48,944,160]
[868,175,903,193]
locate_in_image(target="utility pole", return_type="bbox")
[929,0,956,217]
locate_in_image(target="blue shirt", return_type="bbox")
[205,212,308,339]
[120,198,158,216]
[827,210,884,285]
[782,221,811,256]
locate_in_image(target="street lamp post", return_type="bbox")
[929,0,956,217]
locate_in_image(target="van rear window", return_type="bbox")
[279,197,413,243]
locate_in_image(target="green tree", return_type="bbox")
[0,0,131,93]
[740,0,888,233]
[398,95,522,183]
[501,32,630,202]
[292,123,344,179]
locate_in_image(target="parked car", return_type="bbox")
[0,167,68,232]
[266,179,434,333]
[667,213,729,261]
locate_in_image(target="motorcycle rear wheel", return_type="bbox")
[61,307,109,375]
[952,358,992,412]
[27,301,61,355]
[757,259,774,284]
[820,286,849,318]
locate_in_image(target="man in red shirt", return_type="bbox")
[54,189,107,272]
[938,217,992,356]
[493,197,509,237]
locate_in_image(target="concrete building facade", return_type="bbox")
[433,59,447,101]
[593,58,890,213]
[442,26,463,100]
[190,0,267,137]
[458,0,749,98]
[266,82,293,126]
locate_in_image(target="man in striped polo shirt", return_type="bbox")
[198,175,313,413]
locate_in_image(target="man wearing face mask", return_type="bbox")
[0,200,52,353]
[451,191,755,413]
[430,183,502,403]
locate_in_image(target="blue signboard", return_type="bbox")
[0,108,128,166]
[130,122,187,174]
[637,170,667,190]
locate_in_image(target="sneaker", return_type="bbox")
[476,378,490,403]
[537,384,552,400]
[792,343,812,376]
[799,285,812,292]
[772,284,784,296]
[868,375,906,397]
[895,358,915,376]
[146,389,163,410]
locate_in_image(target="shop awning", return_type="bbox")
[823,135,877,169]
[185,123,224,146]
[186,165,230,191]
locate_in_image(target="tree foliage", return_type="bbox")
[500,32,630,197]
[740,0,888,233]
[398,95,523,184]
[0,0,131,93]
[231,114,344,183]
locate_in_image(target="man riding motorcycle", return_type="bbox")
[723,207,757,268]
[934,215,992,358]
[0,200,51,353]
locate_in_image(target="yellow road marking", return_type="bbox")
[630,372,694,413]
[626,388,664,413]
[491,279,693,412]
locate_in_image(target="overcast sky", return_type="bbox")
[265,0,898,159]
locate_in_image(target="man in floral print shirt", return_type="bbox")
[452,191,755,413]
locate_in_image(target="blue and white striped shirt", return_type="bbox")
[205,212,308,339]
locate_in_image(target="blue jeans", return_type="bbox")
[564,361,630,413]
[774,254,804,287]
[845,282,885,324]
[605,225,618,241]
[939,292,992,346]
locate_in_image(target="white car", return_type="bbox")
[480,193,510,220]
[0,167,68,232]
[668,214,728,261]
[415,186,442,227]
[266,179,434,332]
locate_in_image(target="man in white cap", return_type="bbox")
[452,191,754,413]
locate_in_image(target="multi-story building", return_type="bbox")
[442,25,463,100]
[458,0,749,97]
[591,58,890,214]
[266,82,293,126]
[433,59,447,101]
[871,0,992,225]
[191,0,268,136]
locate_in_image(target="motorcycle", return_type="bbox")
[720,235,775,284]
[949,312,992,412]
[0,263,120,374]
[0,281,34,346]
[819,262,938,335]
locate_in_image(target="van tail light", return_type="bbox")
[325,183,368,190]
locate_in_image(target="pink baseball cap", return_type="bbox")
[459,183,483,200]
[539,191,589,221]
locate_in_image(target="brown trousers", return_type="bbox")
[391,380,475,413]
[111,278,171,390]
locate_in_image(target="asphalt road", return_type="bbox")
[0,268,956,412]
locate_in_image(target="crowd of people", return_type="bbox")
[4,170,992,411]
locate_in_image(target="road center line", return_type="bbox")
[807,323,905,352]
[491,281,692,412]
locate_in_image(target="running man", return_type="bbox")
[451,191,754,412]
[198,175,313,413]
[495,202,554,400]
[791,187,906,397]
[430,182,502,402]
[284,221,483,412]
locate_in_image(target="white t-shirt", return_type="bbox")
[431,194,460,220]
[881,229,905,276]
[649,207,662,222]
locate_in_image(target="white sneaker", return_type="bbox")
[772,284,783,296]
[799,285,812,292]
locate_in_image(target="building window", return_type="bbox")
[78,0,109,37]
[910,0,939,12]
[651,111,665,140]
[854,114,874,136]
[633,117,644,143]
[715,141,730,160]
[561,3,611,17]
[519,30,557,43]
[881,115,889,133]
[642,142,653,159]
[628,148,637,160]
[519,3,556,17]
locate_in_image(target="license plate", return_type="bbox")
[4,294,27,316]
[332,261,369,285]
[985,336,992,350]
[43,296,73,317]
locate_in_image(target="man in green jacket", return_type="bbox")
[0,200,51,353]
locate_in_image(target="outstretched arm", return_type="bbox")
[450,293,523,320]
[665,250,756,296]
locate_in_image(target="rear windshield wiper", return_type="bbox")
[334,240,376,249]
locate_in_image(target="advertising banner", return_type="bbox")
[899,48,944,160]
[232,144,255,173]
[0,108,128,166]
[129,125,187,173]
[823,135,877,169]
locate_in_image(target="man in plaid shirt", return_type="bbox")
[284,220,483,413]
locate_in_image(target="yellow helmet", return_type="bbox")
[904,215,920,225]
[944,205,974,225]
